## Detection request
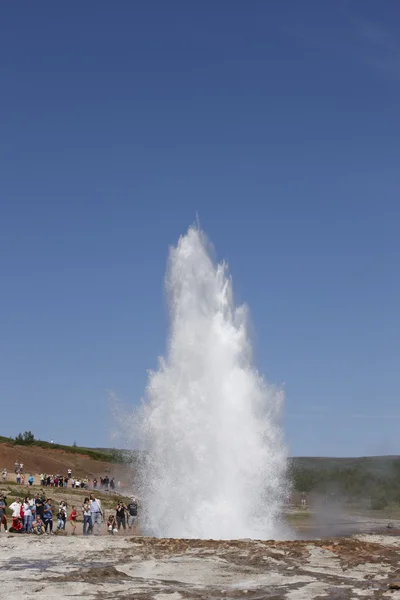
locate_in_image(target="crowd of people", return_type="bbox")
[2,462,122,491]
[0,492,138,536]
[37,473,117,490]
[0,460,138,537]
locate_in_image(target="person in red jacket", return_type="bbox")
[69,505,77,535]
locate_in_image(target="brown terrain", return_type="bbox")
[0,442,131,483]
[2,442,400,598]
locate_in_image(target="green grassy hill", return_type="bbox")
[290,456,400,509]
[0,434,129,464]
[3,431,400,508]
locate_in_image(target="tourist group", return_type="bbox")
[0,492,138,536]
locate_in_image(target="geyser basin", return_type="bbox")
[138,226,288,539]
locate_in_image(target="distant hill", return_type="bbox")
[290,456,400,509]
[1,432,400,508]
[293,455,400,474]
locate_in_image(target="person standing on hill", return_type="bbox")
[89,493,103,535]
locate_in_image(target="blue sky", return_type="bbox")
[1,1,399,456]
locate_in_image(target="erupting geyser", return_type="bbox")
[138,226,288,539]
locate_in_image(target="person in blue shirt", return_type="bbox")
[43,499,53,534]
[89,494,103,535]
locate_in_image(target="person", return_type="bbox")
[89,493,103,535]
[9,512,24,532]
[43,499,53,534]
[35,494,45,522]
[32,515,45,535]
[67,468,72,479]
[0,494,8,533]
[107,514,117,535]
[14,460,19,474]
[82,498,92,535]
[57,502,67,530]
[20,462,24,474]
[31,495,37,520]
[2,469,7,482]
[93,478,97,489]
[23,496,33,533]
[28,474,34,486]
[69,505,77,535]
[127,497,138,531]
[9,498,22,522]
[16,471,21,484]
[115,501,127,532]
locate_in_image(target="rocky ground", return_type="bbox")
[1,531,400,600]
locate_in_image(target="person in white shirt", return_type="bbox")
[9,499,22,518]
[23,496,34,532]
[9,498,23,532]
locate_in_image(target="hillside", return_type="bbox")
[290,455,400,508]
[1,432,400,507]
[0,436,135,487]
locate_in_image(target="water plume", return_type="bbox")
[138,226,288,539]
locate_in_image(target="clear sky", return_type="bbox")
[1,1,399,456]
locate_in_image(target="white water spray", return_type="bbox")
[138,226,288,539]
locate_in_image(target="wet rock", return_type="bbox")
[388,580,400,590]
